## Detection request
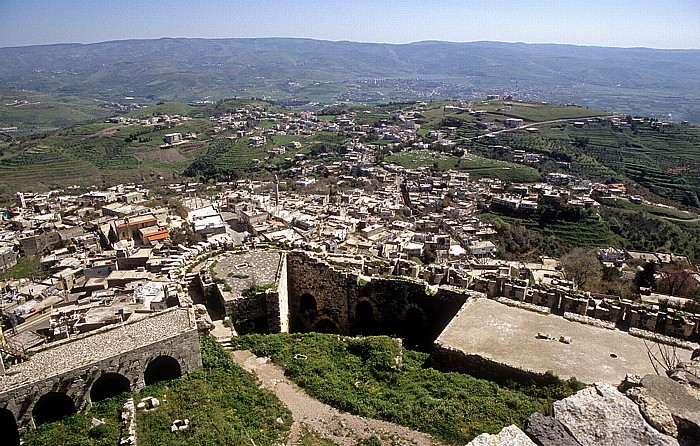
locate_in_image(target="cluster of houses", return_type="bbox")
[0,184,235,348]
[2,100,698,355]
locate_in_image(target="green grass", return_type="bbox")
[0,255,42,280]
[23,336,292,446]
[22,394,124,446]
[599,198,698,220]
[232,333,582,444]
[500,120,700,207]
[385,149,541,182]
[476,101,609,122]
[0,89,114,136]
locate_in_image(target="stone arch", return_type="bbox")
[144,355,182,385]
[0,408,19,446]
[405,307,424,327]
[90,372,131,402]
[353,300,376,335]
[299,293,317,312]
[32,392,76,426]
[313,318,340,334]
[355,300,375,323]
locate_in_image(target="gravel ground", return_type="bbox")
[232,350,445,446]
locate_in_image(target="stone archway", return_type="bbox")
[90,372,131,402]
[299,293,317,312]
[144,355,182,385]
[353,300,376,334]
[32,392,76,426]
[0,408,19,446]
[313,318,340,334]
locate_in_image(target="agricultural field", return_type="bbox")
[385,149,541,183]
[495,119,700,208]
[471,100,610,122]
[483,200,700,260]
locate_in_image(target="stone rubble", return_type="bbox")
[553,383,678,446]
[119,398,137,446]
[524,412,581,446]
[466,424,537,446]
[170,418,190,432]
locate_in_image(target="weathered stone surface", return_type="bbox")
[619,373,643,392]
[524,412,581,446]
[626,386,678,437]
[667,358,700,401]
[554,383,678,446]
[467,425,537,446]
[641,374,700,442]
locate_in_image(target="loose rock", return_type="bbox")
[467,425,537,446]
[626,386,678,437]
[524,412,581,446]
[554,383,678,445]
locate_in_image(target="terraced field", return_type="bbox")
[385,149,542,183]
[495,120,700,208]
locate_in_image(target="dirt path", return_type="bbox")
[231,350,444,446]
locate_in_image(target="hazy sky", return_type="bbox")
[1,0,699,49]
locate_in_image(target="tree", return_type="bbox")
[560,247,602,290]
[107,226,118,244]
[656,263,698,298]
[635,261,657,290]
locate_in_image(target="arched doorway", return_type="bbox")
[354,300,375,334]
[299,293,317,312]
[32,392,76,426]
[90,372,131,402]
[313,318,340,334]
[404,307,425,350]
[0,409,19,446]
[144,355,182,385]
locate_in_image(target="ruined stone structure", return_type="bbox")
[0,308,201,438]
[474,276,700,342]
[286,252,468,348]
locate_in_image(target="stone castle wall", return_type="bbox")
[0,309,201,431]
[474,276,700,342]
[286,252,469,344]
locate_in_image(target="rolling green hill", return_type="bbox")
[1,38,700,122]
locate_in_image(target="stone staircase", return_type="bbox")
[216,337,233,351]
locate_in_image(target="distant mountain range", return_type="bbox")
[1,38,699,122]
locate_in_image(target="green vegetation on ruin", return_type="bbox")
[23,336,291,446]
[232,333,583,444]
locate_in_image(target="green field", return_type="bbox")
[0,90,114,136]
[385,149,542,183]
[473,101,609,122]
[495,119,700,207]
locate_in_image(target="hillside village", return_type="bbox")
[1,99,700,445]
[0,101,695,340]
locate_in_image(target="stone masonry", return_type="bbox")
[0,308,201,431]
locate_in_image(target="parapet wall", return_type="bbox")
[473,276,700,342]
